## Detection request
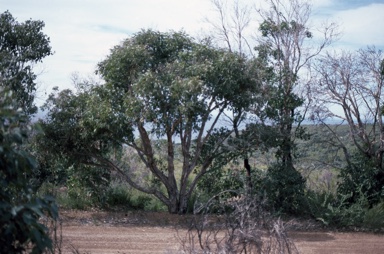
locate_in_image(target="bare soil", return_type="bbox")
[58,209,384,254]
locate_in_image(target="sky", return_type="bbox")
[1,0,384,107]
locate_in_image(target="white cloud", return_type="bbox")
[311,0,334,9]
[335,3,384,48]
[2,0,383,107]
[2,0,213,100]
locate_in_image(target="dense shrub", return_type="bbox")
[104,182,132,207]
[0,90,58,253]
[264,163,306,215]
[364,202,384,230]
[197,167,245,201]
[196,163,267,205]
[338,153,384,206]
[305,190,367,227]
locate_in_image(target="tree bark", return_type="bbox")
[244,159,253,191]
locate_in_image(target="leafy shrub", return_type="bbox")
[364,202,384,230]
[196,163,267,208]
[142,197,167,212]
[0,90,58,253]
[338,153,384,206]
[130,194,153,210]
[305,190,337,223]
[305,190,368,227]
[105,185,166,211]
[46,164,111,209]
[104,182,132,207]
[264,163,306,215]
[305,152,384,229]
[197,167,245,199]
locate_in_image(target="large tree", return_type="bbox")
[205,0,337,165]
[39,30,257,214]
[312,47,384,204]
[190,1,338,213]
[254,0,337,170]
[0,11,57,253]
[243,0,337,213]
[0,10,52,115]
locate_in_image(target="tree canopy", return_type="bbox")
[0,11,57,253]
[0,10,52,115]
[39,29,259,214]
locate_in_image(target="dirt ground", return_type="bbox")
[58,209,384,254]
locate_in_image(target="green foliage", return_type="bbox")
[364,202,384,230]
[0,11,56,251]
[130,195,153,210]
[250,4,314,208]
[305,190,336,223]
[104,185,166,211]
[104,182,132,207]
[67,164,110,202]
[0,89,58,253]
[39,29,258,214]
[264,162,306,214]
[0,11,52,114]
[305,190,368,228]
[197,160,267,200]
[47,177,167,212]
[32,156,69,190]
[197,167,245,200]
[259,19,312,40]
[38,87,128,165]
[338,153,384,206]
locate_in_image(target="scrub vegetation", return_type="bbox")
[1,0,384,253]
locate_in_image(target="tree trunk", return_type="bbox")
[244,159,253,192]
[166,193,189,214]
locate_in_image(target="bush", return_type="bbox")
[196,164,267,209]
[264,163,306,215]
[305,190,368,228]
[41,164,112,210]
[197,167,245,200]
[338,153,384,206]
[104,182,132,207]
[103,184,166,211]
[304,153,384,229]
[130,194,154,210]
[305,190,337,223]
[364,202,384,230]
[0,90,58,253]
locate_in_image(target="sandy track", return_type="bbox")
[58,210,384,254]
[62,225,179,253]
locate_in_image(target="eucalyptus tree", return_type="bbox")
[40,30,258,214]
[249,0,337,212]
[0,11,57,253]
[254,0,337,170]
[0,11,52,115]
[205,0,338,213]
[312,47,384,204]
[206,0,338,163]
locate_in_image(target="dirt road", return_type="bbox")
[59,210,384,254]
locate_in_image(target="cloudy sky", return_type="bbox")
[1,0,384,106]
